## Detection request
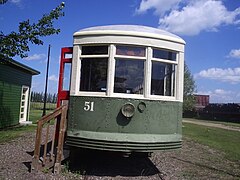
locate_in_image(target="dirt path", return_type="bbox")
[0,128,239,179]
[183,119,240,132]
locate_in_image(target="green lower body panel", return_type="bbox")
[66,131,182,152]
[67,96,182,152]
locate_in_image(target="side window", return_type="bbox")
[80,45,108,92]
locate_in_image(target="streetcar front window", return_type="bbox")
[153,49,176,61]
[82,46,108,55]
[80,58,108,92]
[114,59,144,94]
[151,62,175,96]
[78,45,178,98]
[116,45,145,57]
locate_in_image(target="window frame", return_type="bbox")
[78,45,110,96]
[113,57,146,98]
[112,45,147,98]
[150,60,176,97]
[150,48,178,100]
[77,44,180,101]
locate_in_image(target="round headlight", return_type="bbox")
[121,103,135,118]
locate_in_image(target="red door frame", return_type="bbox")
[55,47,73,141]
[57,47,73,107]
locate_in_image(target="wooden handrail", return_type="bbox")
[37,105,63,124]
[31,105,68,174]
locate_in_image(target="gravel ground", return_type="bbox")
[0,128,239,180]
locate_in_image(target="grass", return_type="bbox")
[29,102,56,124]
[218,121,240,127]
[183,122,240,161]
[184,118,240,128]
[30,102,56,110]
[29,109,53,124]
[0,125,36,144]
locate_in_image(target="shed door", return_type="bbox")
[19,86,29,122]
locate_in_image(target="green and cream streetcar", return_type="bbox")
[57,25,185,153]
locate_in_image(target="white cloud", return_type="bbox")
[136,0,181,16]
[237,92,240,98]
[48,75,58,82]
[9,0,21,3]
[136,0,240,35]
[9,0,23,8]
[24,54,46,61]
[214,89,232,96]
[195,67,240,84]
[198,89,232,96]
[228,49,240,59]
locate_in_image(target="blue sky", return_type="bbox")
[1,0,240,103]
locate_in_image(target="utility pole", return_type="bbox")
[42,44,51,117]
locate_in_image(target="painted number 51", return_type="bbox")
[84,101,94,111]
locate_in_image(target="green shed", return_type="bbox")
[0,59,40,128]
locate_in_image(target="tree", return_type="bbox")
[0,0,7,4]
[0,2,65,59]
[183,63,196,111]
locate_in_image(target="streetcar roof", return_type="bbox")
[74,25,185,45]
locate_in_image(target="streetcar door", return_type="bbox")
[57,47,73,107]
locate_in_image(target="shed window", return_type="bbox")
[114,59,144,94]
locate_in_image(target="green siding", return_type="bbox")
[0,81,21,128]
[0,62,34,128]
[0,64,32,86]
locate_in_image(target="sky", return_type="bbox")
[0,0,240,103]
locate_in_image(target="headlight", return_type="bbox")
[121,103,135,118]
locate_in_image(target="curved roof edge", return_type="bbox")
[74,25,185,45]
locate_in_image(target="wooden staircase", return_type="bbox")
[31,105,68,174]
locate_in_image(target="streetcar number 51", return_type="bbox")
[84,101,94,111]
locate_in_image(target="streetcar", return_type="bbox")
[57,25,185,153]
